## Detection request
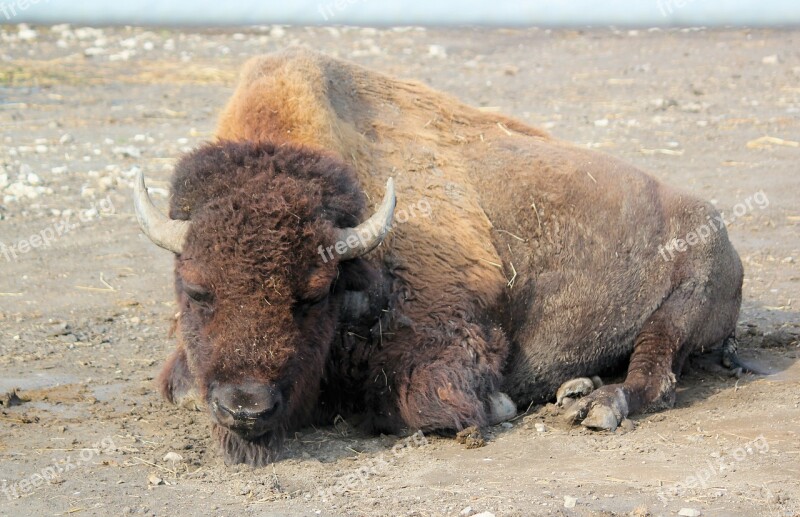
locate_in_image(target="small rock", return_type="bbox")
[594,118,610,127]
[60,133,74,144]
[6,182,40,200]
[564,495,577,508]
[459,506,472,516]
[163,451,183,463]
[455,426,486,449]
[535,423,547,433]
[500,421,513,429]
[762,55,779,65]
[472,513,495,517]
[678,509,701,517]
[18,27,38,41]
[428,44,447,58]
[113,146,142,159]
[620,419,635,431]
[26,172,42,185]
[147,473,164,486]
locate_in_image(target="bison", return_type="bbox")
[134,48,743,466]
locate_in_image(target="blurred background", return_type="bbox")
[6,0,800,27]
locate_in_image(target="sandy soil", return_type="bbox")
[0,24,798,517]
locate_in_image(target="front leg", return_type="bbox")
[367,321,512,433]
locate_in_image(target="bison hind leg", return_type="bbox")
[565,272,740,431]
[158,347,202,411]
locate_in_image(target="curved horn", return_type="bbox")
[335,178,396,260]
[133,169,190,254]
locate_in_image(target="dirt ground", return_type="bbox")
[0,24,798,517]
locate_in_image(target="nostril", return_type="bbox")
[240,396,280,421]
[210,382,282,429]
[211,398,237,426]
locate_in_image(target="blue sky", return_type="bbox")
[3,0,800,27]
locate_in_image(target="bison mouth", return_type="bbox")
[213,423,286,466]
[206,380,288,465]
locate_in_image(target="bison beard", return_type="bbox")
[213,424,284,467]
[136,48,745,467]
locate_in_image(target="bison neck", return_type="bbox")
[315,263,396,423]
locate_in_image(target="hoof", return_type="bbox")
[563,384,628,432]
[487,392,517,425]
[581,405,619,431]
[556,377,595,407]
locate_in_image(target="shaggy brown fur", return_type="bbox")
[156,48,743,466]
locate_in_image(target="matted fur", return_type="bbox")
[155,48,743,465]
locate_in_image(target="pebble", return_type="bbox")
[564,496,577,508]
[5,182,41,200]
[459,506,472,516]
[84,47,106,57]
[500,422,513,429]
[678,509,701,517]
[535,422,547,433]
[147,473,164,486]
[18,27,38,41]
[472,513,495,517]
[113,146,142,159]
[163,451,184,463]
[428,44,447,58]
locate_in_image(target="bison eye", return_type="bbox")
[184,283,213,306]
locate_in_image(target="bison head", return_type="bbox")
[134,141,395,465]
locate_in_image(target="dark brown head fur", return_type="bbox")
[169,140,369,464]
